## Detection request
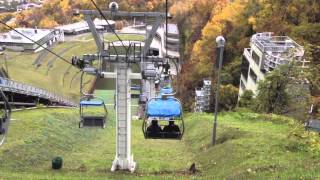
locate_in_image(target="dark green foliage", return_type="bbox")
[238,90,254,108]
[221,57,241,86]
[219,84,239,111]
[291,24,320,45]
[255,65,293,114]
[304,44,320,95]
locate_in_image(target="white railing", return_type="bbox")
[251,32,303,53]
[0,77,77,107]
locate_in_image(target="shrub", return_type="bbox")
[238,90,254,108]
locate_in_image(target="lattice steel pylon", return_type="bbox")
[72,3,168,172]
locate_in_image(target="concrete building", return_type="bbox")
[55,19,116,36]
[194,79,211,112]
[0,28,64,52]
[239,32,307,97]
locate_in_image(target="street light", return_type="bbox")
[212,36,225,146]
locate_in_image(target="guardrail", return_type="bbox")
[0,77,77,107]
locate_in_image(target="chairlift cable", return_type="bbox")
[165,0,168,59]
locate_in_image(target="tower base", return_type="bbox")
[111,155,136,173]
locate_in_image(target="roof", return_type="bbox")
[55,18,115,32]
[17,3,42,9]
[93,18,115,26]
[0,28,53,44]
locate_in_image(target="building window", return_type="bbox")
[252,51,260,66]
[249,68,258,83]
[241,55,249,80]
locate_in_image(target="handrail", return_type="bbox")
[0,77,77,107]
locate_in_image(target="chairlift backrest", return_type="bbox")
[79,96,107,129]
[305,119,320,132]
[146,97,182,118]
[80,100,104,106]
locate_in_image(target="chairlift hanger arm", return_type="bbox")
[143,17,163,57]
[84,15,105,54]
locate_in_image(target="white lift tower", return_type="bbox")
[72,2,168,172]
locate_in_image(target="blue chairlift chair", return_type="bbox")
[142,97,184,140]
[79,96,107,128]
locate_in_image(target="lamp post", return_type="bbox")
[212,36,225,146]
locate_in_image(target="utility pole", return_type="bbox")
[212,36,225,146]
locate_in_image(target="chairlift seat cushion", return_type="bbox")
[80,100,104,106]
[145,132,182,139]
[82,116,105,127]
[147,98,181,118]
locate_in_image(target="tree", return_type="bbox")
[219,84,239,111]
[38,17,58,29]
[238,90,254,108]
[255,64,294,114]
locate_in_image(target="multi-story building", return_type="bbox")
[194,79,211,112]
[239,32,307,97]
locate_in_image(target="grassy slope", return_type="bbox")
[0,105,320,179]
[4,41,95,100]
[2,34,144,100]
[1,33,318,179]
[186,112,320,179]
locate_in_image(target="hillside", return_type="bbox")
[2,33,144,100]
[171,0,320,110]
[0,103,319,179]
[0,1,319,179]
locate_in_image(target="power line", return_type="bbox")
[89,0,128,51]
[0,20,75,67]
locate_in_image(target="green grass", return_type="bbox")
[104,33,145,42]
[4,41,97,101]
[77,33,145,42]
[1,32,319,179]
[1,107,320,179]
[1,33,145,101]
